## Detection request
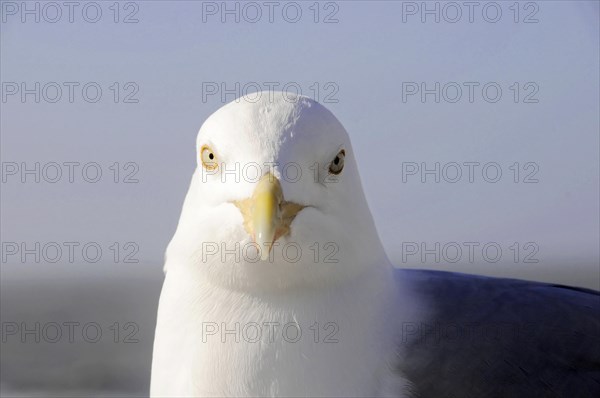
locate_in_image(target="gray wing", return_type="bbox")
[393,269,600,398]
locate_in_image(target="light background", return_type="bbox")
[2,0,598,287]
[1,1,599,396]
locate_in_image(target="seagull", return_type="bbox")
[150,92,600,397]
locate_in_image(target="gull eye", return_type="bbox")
[200,145,218,170]
[328,149,345,175]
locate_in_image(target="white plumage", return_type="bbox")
[151,92,600,398]
[151,92,419,397]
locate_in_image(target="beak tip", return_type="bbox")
[260,250,271,261]
[258,240,273,261]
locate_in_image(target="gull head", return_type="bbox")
[166,92,387,292]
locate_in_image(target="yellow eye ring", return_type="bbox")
[328,149,345,175]
[200,145,218,171]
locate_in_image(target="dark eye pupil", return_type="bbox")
[208,153,214,160]
[334,157,339,165]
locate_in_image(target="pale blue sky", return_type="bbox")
[1,1,598,288]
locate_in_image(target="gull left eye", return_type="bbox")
[328,149,345,175]
[200,145,218,170]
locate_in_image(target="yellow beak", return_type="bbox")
[251,173,283,259]
[233,173,305,260]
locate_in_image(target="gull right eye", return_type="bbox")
[328,149,345,175]
[200,145,218,171]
